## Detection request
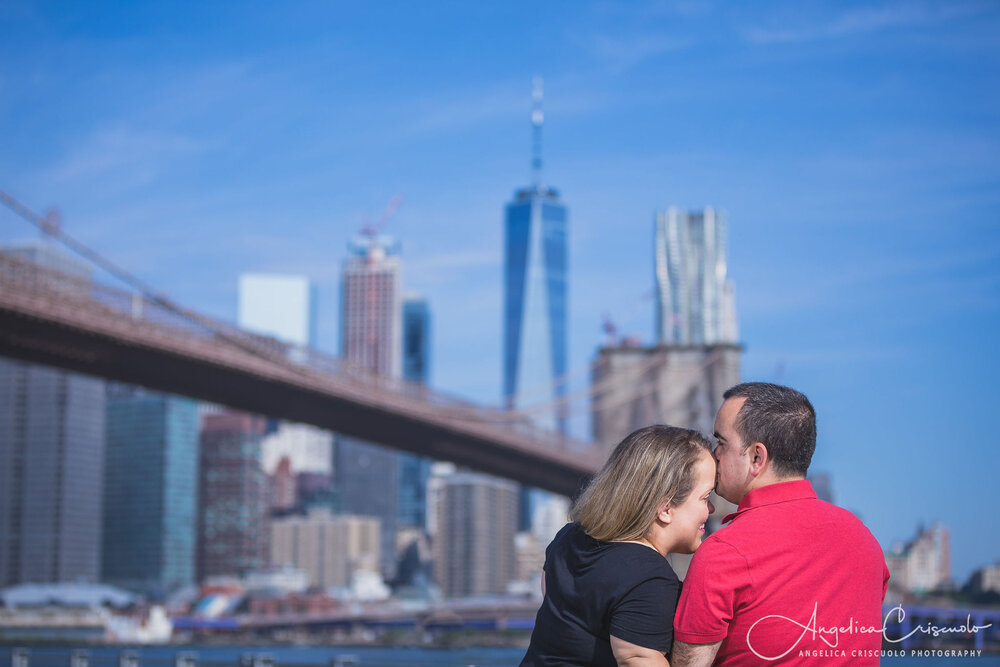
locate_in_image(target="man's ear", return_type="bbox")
[749,442,769,476]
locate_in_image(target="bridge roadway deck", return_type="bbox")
[0,255,602,496]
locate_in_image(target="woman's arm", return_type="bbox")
[610,635,670,667]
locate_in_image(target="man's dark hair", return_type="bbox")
[722,382,816,477]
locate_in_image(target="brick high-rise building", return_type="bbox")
[198,412,268,581]
[886,523,951,594]
[270,510,380,588]
[433,472,517,598]
[340,235,401,378]
[268,457,297,513]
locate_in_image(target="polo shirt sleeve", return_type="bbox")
[881,559,890,601]
[674,537,751,644]
[609,574,680,652]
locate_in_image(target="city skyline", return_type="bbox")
[0,1,998,583]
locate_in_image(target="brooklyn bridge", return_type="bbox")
[0,192,603,498]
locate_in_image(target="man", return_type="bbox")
[672,383,888,666]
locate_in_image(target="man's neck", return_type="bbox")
[743,472,807,498]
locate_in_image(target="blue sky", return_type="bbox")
[1,1,998,582]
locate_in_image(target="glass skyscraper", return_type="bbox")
[0,360,106,586]
[103,387,199,594]
[0,242,105,587]
[503,79,569,532]
[502,79,569,435]
[398,295,431,530]
[402,295,430,386]
[654,206,738,345]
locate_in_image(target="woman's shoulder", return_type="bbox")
[613,545,679,583]
[581,538,680,605]
[557,524,679,581]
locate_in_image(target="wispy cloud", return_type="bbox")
[742,3,985,45]
[400,84,526,136]
[572,31,691,73]
[405,248,502,289]
[45,125,208,188]
[739,244,1000,320]
[395,78,620,141]
[590,32,691,71]
[407,248,500,272]
[745,345,913,368]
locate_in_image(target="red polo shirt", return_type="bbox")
[674,480,889,665]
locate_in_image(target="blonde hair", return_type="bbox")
[571,425,712,542]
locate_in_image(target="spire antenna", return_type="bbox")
[531,76,544,189]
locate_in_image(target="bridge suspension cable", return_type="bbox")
[0,189,349,369]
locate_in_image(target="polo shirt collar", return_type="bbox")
[721,479,817,525]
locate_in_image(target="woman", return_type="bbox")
[520,425,716,667]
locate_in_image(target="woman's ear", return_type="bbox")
[657,498,672,525]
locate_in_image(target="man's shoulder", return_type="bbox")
[690,531,748,567]
[711,494,878,544]
[810,498,881,539]
[722,494,883,559]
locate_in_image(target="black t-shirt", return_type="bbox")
[520,522,680,667]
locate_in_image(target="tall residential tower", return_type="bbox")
[433,472,518,598]
[654,207,737,346]
[336,234,402,579]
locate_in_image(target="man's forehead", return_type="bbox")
[717,395,747,423]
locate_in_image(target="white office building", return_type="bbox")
[238,273,318,349]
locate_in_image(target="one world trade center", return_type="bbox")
[502,78,569,440]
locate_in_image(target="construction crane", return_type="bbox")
[360,195,402,246]
[602,314,619,347]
